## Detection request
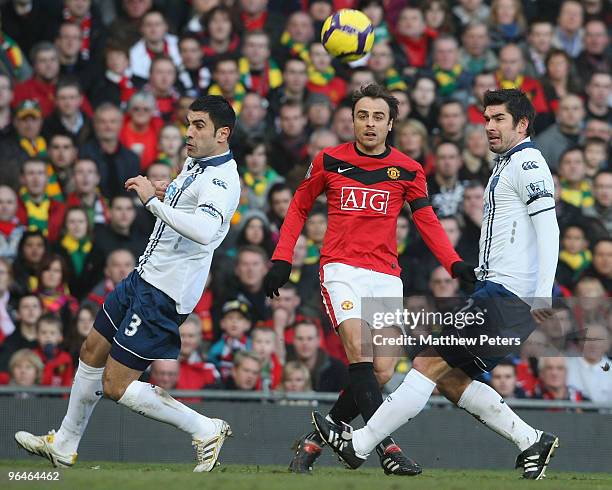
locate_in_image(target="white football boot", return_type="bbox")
[15,430,78,468]
[192,419,232,473]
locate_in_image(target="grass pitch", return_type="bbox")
[1,460,611,490]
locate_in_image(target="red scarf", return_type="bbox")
[202,35,241,58]
[0,219,18,238]
[145,40,169,60]
[240,11,267,31]
[63,8,92,60]
[394,29,436,68]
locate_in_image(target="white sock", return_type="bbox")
[117,380,216,439]
[54,360,104,454]
[457,380,541,451]
[352,369,436,456]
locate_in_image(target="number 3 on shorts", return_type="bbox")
[125,314,141,337]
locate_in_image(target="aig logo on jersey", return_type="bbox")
[341,186,390,214]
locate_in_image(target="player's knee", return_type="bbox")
[102,371,125,402]
[79,331,110,367]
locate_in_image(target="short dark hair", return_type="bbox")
[351,83,399,122]
[55,76,82,95]
[559,145,584,164]
[36,313,63,332]
[189,95,236,137]
[483,89,536,137]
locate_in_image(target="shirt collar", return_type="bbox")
[187,150,234,170]
[495,137,536,164]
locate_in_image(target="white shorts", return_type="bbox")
[320,262,404,329]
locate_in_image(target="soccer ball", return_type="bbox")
[321,9,374,63]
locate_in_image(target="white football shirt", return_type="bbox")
[477,137,558,299]
[137,151,240,313]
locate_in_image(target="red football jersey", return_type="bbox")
[273,142,461,277]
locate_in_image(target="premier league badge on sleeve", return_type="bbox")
[526,180,547,198]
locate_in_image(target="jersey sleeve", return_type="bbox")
[272,151,326,263]
[514,156,555,217]
[405,165,462,274]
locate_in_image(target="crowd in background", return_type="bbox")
[0,0,610,406]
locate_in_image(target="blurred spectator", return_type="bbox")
[0,186,25,261]
[35,254,78,327]
[459,22,497,76]
[176,34,208,98]
[156,124,184,173]
[129,10,180,82]
[435,99,466,146]
[241,138,283,212]
[33,313,74,387]
[206,56,246,116]
[274,10,314,67]
[409,75,438,132]
[390,89,411,125]
[488,0,526,50]
[457,180,484,264]
[422,0,454,35]
[208,299,253,381]
[239,31,282,99]
[177,315,220,387]
[0,21,31,82]
[7,348,44,396]
[145,55,179,122]
[280,360,312,393]
[65,158,110,226]
[583,118,610,143]
[0,74,12,134]
[304,206,326,264]
[368,42,407,92]
[523,20,554,79]
[149,359,179,391]
[431,34,472,102]
[43,78,92,146]
[120,91,162,171]
[0,293,42,371]
[66,303,96,365]
[57,0,106,64]
[451,0,490,30]
[557,224,592,289]
[269,100,308,176]
[390,6,435,75]
[330,104,354,143]
[466,71,498,125]
[428,141,466,217]
[251,327,282,390]
[305,93,333,132]
[17,158,67,243]
[286,320,347,392]
[584,72,611,124]
[567,323,612,404]
[460,125,493,184]
[558,147,593,210]
[232,213,275,259]
[575,20,610,83]
[89,43,136,110]
[536,94,585,171]
[490,361,527,398]
[552,0,584,58]
[224,351,262,391]
[534,356,586,402]
[83,248,134,308]
[583,138,608,180]
[0,257,16,340]
[231,93,271,161]
[107,0,153,49]
[54,23,94,94]
[11,230,48,294]
[541,49,582,115]
[394,119,434,175]
[200,6,241,68]
[581,238,612,293]
[583,171,612,237]
[46,133,78,198]
[80,103,140,200]
[306,42,347,107]
[266,182,292,238]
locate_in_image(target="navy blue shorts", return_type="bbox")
[433,280,536,379]
[94,270,188,371]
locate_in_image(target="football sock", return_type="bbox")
[117,380,216,439]
[352,369,436,456]
[328,386,361,424]
[457,380,541,451]
[348,362,383,422]
[54,360,104,454]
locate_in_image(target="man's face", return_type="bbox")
[235,251,267,288]
[582,325,609,363]
[540,358,567,390]
[586,74,611,107]
[150,360,179,390]
[48,136,77,170]
[353,97,392,151]
[243,34,269,67]
[435,143,462,178]
[434,39,459,70]
[124,0,152,19]
[396,8,424,38]
[22,163,48,197]
[56,86,82,117]
[473,74,497,103]
[305,214,327,243]
[106,49,129,74]
[560,150,586,183]
[528,22,553,53]
[349,71,376,94]
[584,21,608,54]
[463,186,485,219]
[293,324,319,360]
[66,0,91,18]
[94,108,122,141]
[105,251,135,284]
[147,164,172,183]
[429,266,458,298]
[232,358,260,390]
[150,60,176,92]
[270,189,292,219]
[308,132,338,159]
[214,60,239,93]
[37,322,62,347]
[179,321,200,358]
[440,218,461,246]
[22,237,46,265]
[56,24,82,58]
[271,287,299,313]
[34,49,60,81]
[0,186,17,221]
[499,46,523,80]
[558,96,585,129]
[412,78,436,107]
[287,12,314,44]
[368,43,393,73]
[240,94,265,127]
[0,76,12,108]
[283,60,308,92]
[593,173,612,207]
[484,103,526,154]
[18,297,42,326]
[332,107,355,142]
[558,1,583,33]
[491,365,516,398]
[439,103,465,137]
[73,160,99,194]
[593,241,612,276]
[14,115,42,140]
[463,25,488,57]
[240,0,267,15]
[110,197,136,229]
[584,120,610,141]
[179,39,202,69]
[185,110,226,159]
[280,106,306,137]
[142,13,166,43]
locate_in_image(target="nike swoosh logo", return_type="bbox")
[338,167,352,173]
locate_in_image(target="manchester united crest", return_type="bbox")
[387,167,400,180]
[341,300,354,311]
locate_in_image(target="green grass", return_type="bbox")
[1,461,611,490]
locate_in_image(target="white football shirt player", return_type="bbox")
[137,151,240,313]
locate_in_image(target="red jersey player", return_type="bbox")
[264,84,476,475]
